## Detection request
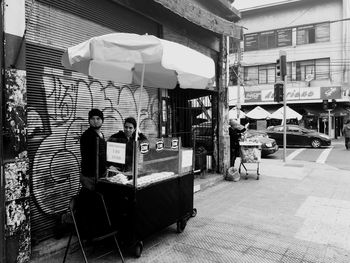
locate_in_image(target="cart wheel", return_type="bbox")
[191,208,197,217]
[134,241,143,258]
[177,219,187,233]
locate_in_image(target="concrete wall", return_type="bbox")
[2,0,31,262]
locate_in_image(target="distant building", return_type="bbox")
[230,0,350,138]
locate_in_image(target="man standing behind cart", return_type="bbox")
[229,119,248,168]
[80,108,107,191]
[108,117,147,172]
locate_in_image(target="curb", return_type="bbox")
[194,172,223,193]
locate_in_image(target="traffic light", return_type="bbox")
[322,99,329,110]
[276,54,286,80]
[330,99,337,110]
[274,83,284,102]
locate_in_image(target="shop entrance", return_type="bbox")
[319,117,329,135]
[335,117,344,138]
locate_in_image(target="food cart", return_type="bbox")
[96,137,196,257]
[239,141,262,180]
[61,33,213,257]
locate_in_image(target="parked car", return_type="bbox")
[244,130,279,157]
[266,125,331,148]
[192,124,278,157]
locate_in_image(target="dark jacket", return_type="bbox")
[229,126,246,149]
[80,127,107,179]
[108,131,147,172]
[342,123,350,138]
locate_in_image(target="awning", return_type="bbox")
[229,107,246,119]
[330,106,350,116]
[302,107,320,116]
[152,0,242,38]
[246,106,271,119]
[270,106,302,120]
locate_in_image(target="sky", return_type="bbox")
[232,0,287,10]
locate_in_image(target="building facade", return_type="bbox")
[0,0,241,262]
[229,0,350,138]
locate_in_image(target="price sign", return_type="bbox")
[107,142,126,164]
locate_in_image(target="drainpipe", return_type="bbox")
[218,34,230,174]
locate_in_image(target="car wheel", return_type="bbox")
[311,138,321,148]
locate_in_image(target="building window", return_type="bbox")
[277,29,292,47]
[315,58,330,79]
[296,58,330,81]
[297,22,330,45]
[244,28,292,51]
[259,64,275,84]
[244,66,258,85]
[258,31,276,50]
[285,62,292,82]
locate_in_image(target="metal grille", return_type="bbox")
[25,0,160,243]
[168,88,217,171]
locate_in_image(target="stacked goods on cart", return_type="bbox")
[105,173,130,184]
[136,171,175,187]
[239,141,262,163]
[103,171,176,187]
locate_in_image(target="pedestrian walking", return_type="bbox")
[80,108,107,191]
[342,119,350,150]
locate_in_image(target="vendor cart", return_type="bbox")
[238,142,262,180]
[96,137,196,257]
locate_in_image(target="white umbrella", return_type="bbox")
[246,106,271,119]
[61,33,215,139]
[270,106,302,120]
[229,107,246,119]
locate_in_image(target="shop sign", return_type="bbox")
[171,139,179,149]
[320,86,341,99]
[244,86,339,103]
[107,142,126,164]
[155,140,164,151]
[244,91,261,102]
[261,87,320,101]
[140,142,150,154]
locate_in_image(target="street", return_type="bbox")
[47,139,350,263]
[265,139,350,171]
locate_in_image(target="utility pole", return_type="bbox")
[275,50,287,162]
[236,41,242,121]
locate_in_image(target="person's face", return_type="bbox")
[89,116,103,129]
[124,122,135,138]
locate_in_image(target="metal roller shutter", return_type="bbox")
[25,0,160,243]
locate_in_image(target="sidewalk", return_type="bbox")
[31,157,350,262]
[31,171,225,262]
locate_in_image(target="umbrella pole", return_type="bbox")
[133,63,145,188]
[135,63,145,142]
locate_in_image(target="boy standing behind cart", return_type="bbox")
[108,117,147,172]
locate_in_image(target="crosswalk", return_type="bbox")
[286,148,305,161]
[315,147,333,164]
[284,147,335,163]
[271,139,349,168]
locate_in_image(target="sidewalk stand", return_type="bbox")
[96,137,196,257]
[239,142,262,180]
